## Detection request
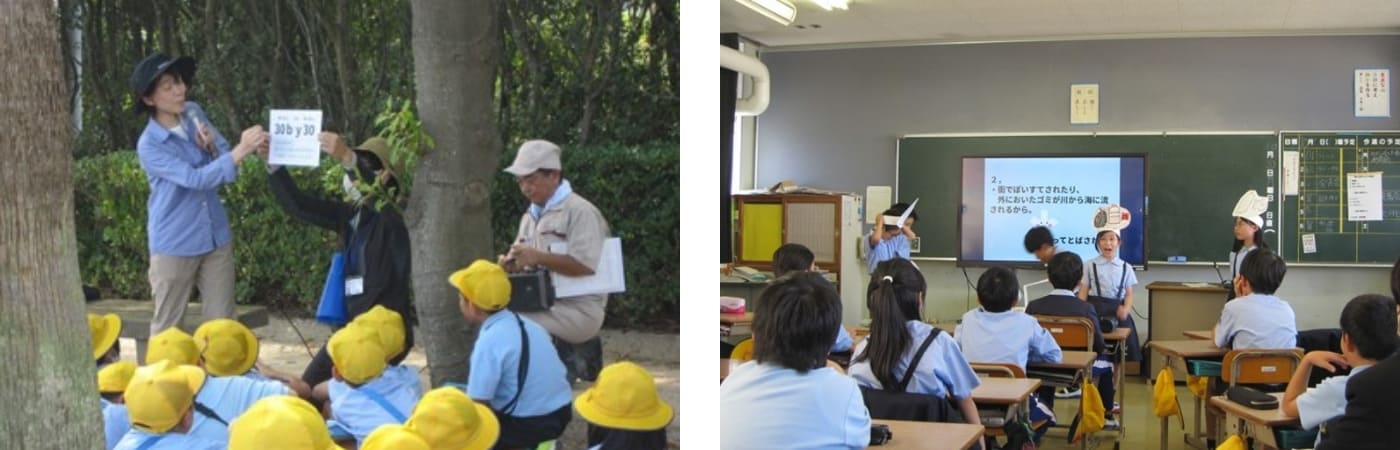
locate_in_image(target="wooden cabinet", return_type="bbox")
[732,193,865,326]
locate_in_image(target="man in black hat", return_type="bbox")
[131,53,267,356]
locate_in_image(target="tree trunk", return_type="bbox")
[408,0,500,387]
[0,1,104,448]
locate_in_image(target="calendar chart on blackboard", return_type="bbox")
[1281,131,1400,264]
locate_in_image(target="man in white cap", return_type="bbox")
[500,140,611,384]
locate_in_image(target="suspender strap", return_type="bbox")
[893,328,942,392]
[134,434,167,450]
[193,401,227,426]
[500,312,531,415]
[359,386,408,422]
[1092,262,1129,300]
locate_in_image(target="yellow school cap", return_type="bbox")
[448,260,511,312]
[88,313,122,360]
[362,424,430,450]
[328,323,386,384]
[574,361,673,431]
[228,395,345,450]
[405,387,500,450]
[124,360,205,433]
[146,327,199,366]
[193,319,259,376]
[98,360,138,394]
[353,305,406,359]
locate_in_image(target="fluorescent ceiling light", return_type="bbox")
[735,0,797,26]
[811,0,849,10]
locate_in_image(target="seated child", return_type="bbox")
[351,305,424,398]
[89,313,122,366]
[722,271,872,449]
[227,395,339,450]
[145,327,199,366]
[361,424,430,450]
[98,361,136,450]
[772,242,853,353]
[956,266,1062,432]
[113,361,224,450]
[325,323,421,445]
[575,361,673,450]
[1214,248,1297,350]
[143,324,291,443]
[1281,294,1398,447]
[451,260,573,449]
[867,202,918,274]
[404,387,500,450]
[193,319,310,398]
[1025,252,1116,425]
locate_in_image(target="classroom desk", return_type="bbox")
[873,420,985,450]
[1147,282,1229,374]
[971,377,1042,406]
[1147,339,1228,450]
[1102,327,1133,443]
[1183,330,1213,340]
[1209,393,1298,450]
[720,312,754,338]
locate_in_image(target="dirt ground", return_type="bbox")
[117,316,680,449]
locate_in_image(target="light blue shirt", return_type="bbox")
[1229,246,1258,282]
[956,308,1063,370]
[849,320,982,400]
[831,326,853,353]
[382,364,425,399]
[1298,365,1371,445]
[113,428,224,450]
[1214,293,1297,349]
[1082,255,1138,300]
[720,362,870,449]
[468,311,572,416]
[187,375,290,442]
[101,398,130,450]
[866,233,912,274]
[327,365,423,443]
[528,179,573,220]
[136,101,237,256]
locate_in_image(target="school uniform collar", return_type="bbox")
[1050,289,1076,297]
[482,309,515,330]
[1351,364,1373,377]
[528,179,573,220]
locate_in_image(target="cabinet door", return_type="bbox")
[787,202,837,265]
[738,202,783,263]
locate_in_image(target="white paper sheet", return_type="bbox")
[1283,151,1300,196]
[1355,69,1390,118]
[552,237,626,297]
[1347,172,1384,221]
[268,109,323,167]
[1302,233,1318,254]
[1070,83,1099,125]
[865,186,892,224]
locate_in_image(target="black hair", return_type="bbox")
[1231,218,1270,253]
[751,272,843,373]
[1048,251,1084,291]
[348,150,402,198]
[1238,248,1286,295]
[771,243,815,278]
[977,266,1019,312]
[881,202,920,231]
[587,424,668,449]
[100,392,123,403]
[1390,255,1400,302]
[854,258,926,389]
[1094,230,1119,252]
[96,345,120,366]
[1024,226,1054,253]
[1339,294,1399,360]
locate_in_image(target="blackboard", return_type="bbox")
[1279,131,1400,264]
[897,133,1279,263]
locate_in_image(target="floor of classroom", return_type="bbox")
[1033,376,1203,450]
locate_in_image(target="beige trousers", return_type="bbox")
[148,243,236,337]
[520,294,608,344]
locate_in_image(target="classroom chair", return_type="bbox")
[969,362,1028,431]
[1221,348,1303,388]
[1034,315,1096,351]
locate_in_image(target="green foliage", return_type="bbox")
[74,151,346,310]
[492,141,679,329]
[316,97,432,213]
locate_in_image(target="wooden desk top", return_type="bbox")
[720,312,754,325]
[1147,339,1227,359]
[1103,327,1131,341]
[1209,394,1298,427]
[1027,350,1097,371]
[874,420,985,450]
[970,377,1041,405]
[1183,329,1213,340]
[1146,281,1230,293]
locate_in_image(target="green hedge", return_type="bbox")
[74,142,679,329]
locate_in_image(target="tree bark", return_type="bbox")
[0,1,104,448]
[408,0,500,387]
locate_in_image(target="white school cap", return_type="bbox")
[1231,190,1268,228]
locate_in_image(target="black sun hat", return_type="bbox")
[129,53,196,115]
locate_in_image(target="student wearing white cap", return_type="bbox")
[1228,190,1270,299]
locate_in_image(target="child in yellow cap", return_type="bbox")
[228,395,344,450]
[404,386,500,450]
[352,305,423,397]
[145,327,199,365]
[325,322,422,445]
[194,318,311,398]
[450,260,572,448]
[112,360,224,450]
[99,361,137,450]
[361,424,430,450]
[575,361,673,450]
[89,313,123,366]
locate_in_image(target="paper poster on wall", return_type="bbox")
[1302,233,1318,254]
[1346,172,1384,221]
[865,186,892,224]
[1282,151,1300,196]
[1355,69,1390,118]
[1070,83,1099,125]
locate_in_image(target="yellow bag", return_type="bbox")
[1187,374,1211,399]
[1072,378,1106,443]
[1215,434,1246,450]
[1154,367,1185,428]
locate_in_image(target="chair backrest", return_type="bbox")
[1222,348,1304,386]
[1034,315,1096,351]
[970,362,1027,379]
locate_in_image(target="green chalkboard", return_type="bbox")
[897,133,1278,263]
[1279,132,1400,264]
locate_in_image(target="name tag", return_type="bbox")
[346,277,364,296]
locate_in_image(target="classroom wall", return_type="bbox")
[751,35,1400,338]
